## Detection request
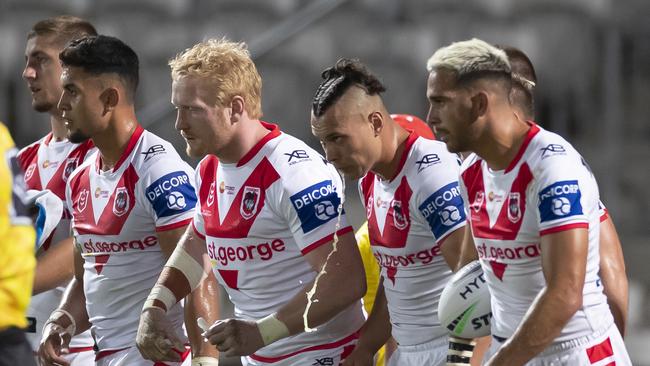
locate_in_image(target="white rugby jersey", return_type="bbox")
[66,126,195,351]
[192,122,364,362]
[459,123,612,343]
[17,133,95,350]
[359,132,466,346]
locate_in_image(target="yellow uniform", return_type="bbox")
[0,122,36,330]
[355,222,386,366]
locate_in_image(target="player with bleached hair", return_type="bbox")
[136,38,366,366]
[426,38,631,365]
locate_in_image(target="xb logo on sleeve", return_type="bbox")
[540,144,566,158]
[285,149,311,165]
[141,144,166,161]
[416,153,440,173]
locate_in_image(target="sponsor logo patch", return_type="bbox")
[290,180,341,233]
[538,180,583,222]
[418,182,466,239]
[145,171,196,218]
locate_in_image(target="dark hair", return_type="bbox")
[28,15,97,47]
[500,46,537,119]
[312,58,386,117]
[60,35,139,103]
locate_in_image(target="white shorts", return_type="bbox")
[483,324,631,366]
[387,335,447,366]
[95,346,191,366]
[242,333,358,365]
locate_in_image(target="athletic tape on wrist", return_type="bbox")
[143,284,177,312]
[256,313,290,346]
[167,246,206,290]
[447,336,475,365]
[192,356,219,365]
[46,309,76,337]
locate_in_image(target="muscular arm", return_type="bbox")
[276,231,366,334]
[157,227,219,358]
[33,237,74,295]
[352,278,391,354]
[440,226,467,271]
[456,224,478,271]
[598,216,628,337]
[52,242,91,335]
[486,228,588,365]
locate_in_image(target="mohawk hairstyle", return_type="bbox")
[312,58,386,117]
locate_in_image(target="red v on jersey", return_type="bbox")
[462,160,533,240]
[362,174,413,249]
[18,135,94,199]
[70,164,139,235]
[200,156,280,239]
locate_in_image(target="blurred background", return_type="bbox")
[1,0,648,364]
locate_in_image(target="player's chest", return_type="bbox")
[465,164,537,241]
[71,166,143,236]
[25,146,81,191]
[199,163,284,238]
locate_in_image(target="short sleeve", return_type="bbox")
[533,154,593,236]
[140,158,197,232]
[415,148,466,243]
[273,159,352,255]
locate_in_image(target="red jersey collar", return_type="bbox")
[504,121,540,173]
[95,125,144,173]
[236,121,281,167]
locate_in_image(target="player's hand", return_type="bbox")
[203,318,265,357]
[136,307,185,362]
[38,322,72,366]
[341,344,374,366]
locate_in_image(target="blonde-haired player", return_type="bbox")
[137,38,366,366]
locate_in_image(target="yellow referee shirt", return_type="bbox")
[0,122,36,330]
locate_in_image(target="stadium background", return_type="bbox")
[1,0,648,364]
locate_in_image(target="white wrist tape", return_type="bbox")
[447,336,476,365]
[192,356,219,365]
[143,284,177,312]
[256,313,290,346]
[167,245,206,290]
[46,309,76,337]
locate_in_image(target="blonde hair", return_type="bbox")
[426,38,511,79]
[169,38,262,118]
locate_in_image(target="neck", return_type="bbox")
[473,111,530,171]
[217,119,270,164]
[50,114,68,142]
[373,123,410,181]
[94,109,139,171]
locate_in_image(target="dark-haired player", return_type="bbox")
[310,58,467,366]
[37,35,218,366]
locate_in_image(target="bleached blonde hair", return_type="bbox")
[169,38,262,118]
[426,38,511,83]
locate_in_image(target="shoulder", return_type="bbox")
[269,132,334,180]
[526,127,587,177]
[135,130,192,173]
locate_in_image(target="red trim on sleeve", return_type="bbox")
[155,218,192,232]
[68,346,94,354]
[192,220,206,240]
[300,226,354,255]
[600,208,609,222]
[539,222,588,236]
[504,122,540,173]
[250,330,359,363]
